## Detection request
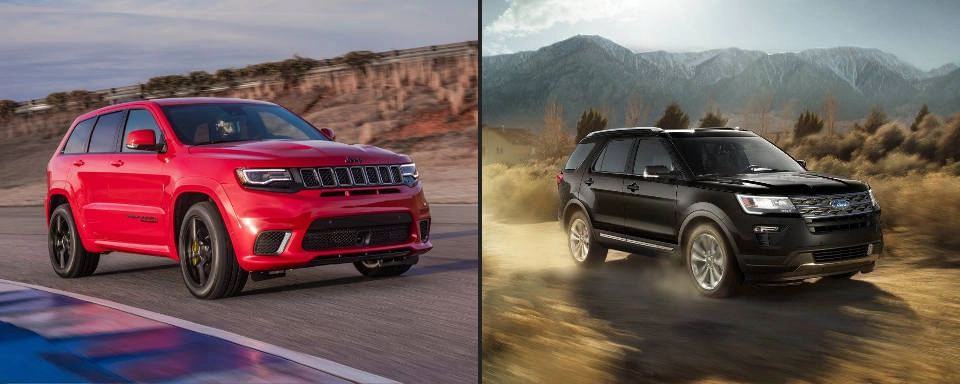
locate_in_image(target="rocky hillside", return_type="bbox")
[0,43,478,204]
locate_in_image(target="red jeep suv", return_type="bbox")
[46,98,432,299]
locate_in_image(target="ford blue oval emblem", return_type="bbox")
[830,199,850,209]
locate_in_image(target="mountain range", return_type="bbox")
[482,35,960,129]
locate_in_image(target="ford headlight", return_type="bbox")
[236,168,292,186]
[400,163,419,187]
[868,189,879,208]
[736,194,797,215]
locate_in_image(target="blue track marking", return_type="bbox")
[0,282,371,383]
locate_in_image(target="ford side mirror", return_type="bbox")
[643,165,672,178]
[320,127,336,141]
[797,159,807,170]
[125,129,163,151]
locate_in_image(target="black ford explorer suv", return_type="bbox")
[557,127,882,297]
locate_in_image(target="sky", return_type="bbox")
[0,0,477,101]
[483,0,960,70]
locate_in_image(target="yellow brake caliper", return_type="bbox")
[191,240,200,265]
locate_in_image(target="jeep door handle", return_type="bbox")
[110,160,124,167]
[627,182,640,192]
[583,178,594,186]
[72,160,85,167]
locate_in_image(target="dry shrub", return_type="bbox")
[869,173,960,252]
[859,122,906,162]
[785,131,865,162]
[871,152,931,177]
[806,155,854,178]
[482,160,564,222]
[935,113,960,163]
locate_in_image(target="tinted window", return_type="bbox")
[673,136,805,176]
[564,142,596,170]
[122,109,163,152]
[88,111,125,153]
[63,117,96,154]
[593,138,634,173]
[631,139,675,174]
[161,103,326,145]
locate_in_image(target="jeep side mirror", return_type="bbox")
[797,159,807,170]
[320,127,336,141]
[125,129,163,151]
[643,165,672,178]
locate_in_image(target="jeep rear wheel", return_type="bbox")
[685,223,742,298]
[567,211,607,267]
[178,202,247,299]
[48,204,100,278]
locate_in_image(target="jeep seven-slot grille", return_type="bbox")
[790,192,875,233]
[299,165,403,188]
[812,245,870,263]
[302,213,412,251]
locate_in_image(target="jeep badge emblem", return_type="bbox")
[345,157,363,164]
[830,199,850,209]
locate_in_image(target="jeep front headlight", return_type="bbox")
[736,194,797,215]
[400,163,419,187]
[235,168,292,186]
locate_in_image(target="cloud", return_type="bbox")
[0,0,477,100]
[484,0,658,37]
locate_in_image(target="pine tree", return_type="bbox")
[575,107,608,142]
[794,110,824,139]
[655,102,690,129]
[698,108,728,128]
[910,104,929,132]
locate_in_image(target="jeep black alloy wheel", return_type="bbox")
[685,223,742,297]
[178,202,247,299]
[48,204,100,278]
[567,211,607,267]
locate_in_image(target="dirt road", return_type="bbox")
[483,216,960,383]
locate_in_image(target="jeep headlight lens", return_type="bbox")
[236,168,292,186]
[400,163,419,187]
[736,194,797,215]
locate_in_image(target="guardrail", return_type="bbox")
[12,40,477,115]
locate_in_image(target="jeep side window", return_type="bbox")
[62,117,97,154]
[564,142,596,170]
[87,111,125,153]
[121,109,163,153]
[631,139,675,174]
[592,138,634,173]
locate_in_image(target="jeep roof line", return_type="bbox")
[558,126,882,297]
[47,97,432,299]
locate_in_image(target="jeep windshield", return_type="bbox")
[161,103,328,145]
[672,136,805,177]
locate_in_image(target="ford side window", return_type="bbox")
[593,138,634,173]
[564,142,596,170]
[122,109,163,153]
[62,117,97,154]
[631,139,676,174]
[88,111,125,153]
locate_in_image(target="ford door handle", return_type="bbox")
[627,182,640,192]
[583,178,594,186]
[72,160,85,167]
[110,160,124,167]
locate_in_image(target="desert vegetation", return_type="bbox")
[483,100,960,382]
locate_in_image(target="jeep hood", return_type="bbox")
[187,140,409,167]
[698,172,869,195]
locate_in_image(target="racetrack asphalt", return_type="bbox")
[0,204,478,383]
